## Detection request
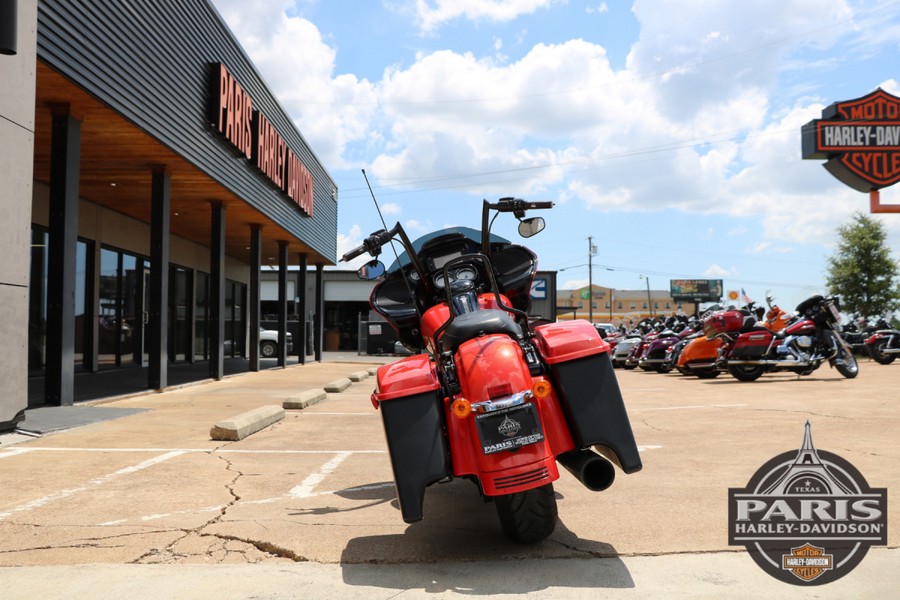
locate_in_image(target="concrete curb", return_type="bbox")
[283,389,327,410]
[366,366,379,376]
[324,378,352,393]
[209,405,285,441]
[348,371,369,382]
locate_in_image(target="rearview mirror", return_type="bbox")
[518,217,545,238]
[357,259,385,280]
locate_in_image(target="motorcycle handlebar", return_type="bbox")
[340,228,395,262]
[489,198,554,212]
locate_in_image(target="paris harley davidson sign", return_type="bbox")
[801,88,900,192]
[210,63,314,217]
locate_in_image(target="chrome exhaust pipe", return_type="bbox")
[557,449,616,492]
[727,359,811,367]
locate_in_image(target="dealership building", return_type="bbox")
[1,0,339,431]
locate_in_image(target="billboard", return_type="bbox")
[670,279,723,302]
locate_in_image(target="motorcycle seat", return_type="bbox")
[440,309,523,353]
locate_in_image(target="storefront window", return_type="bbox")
[169,265,192,362]
[195,271,209,361]
[28,227,90,375]
[28,228,48,375]
[98,247,145,368]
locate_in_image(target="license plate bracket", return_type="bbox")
[475,404,544,455]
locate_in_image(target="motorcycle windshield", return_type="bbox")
[386,226,509,273]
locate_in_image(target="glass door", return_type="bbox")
[98,247,146,368]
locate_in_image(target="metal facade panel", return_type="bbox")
[36,0,337,262]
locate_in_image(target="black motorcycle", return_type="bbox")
[866,325,900,365]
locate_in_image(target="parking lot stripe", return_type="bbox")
[288,451,352,499]
[1,447,385,454]
[0,448,35,459]
[636,403,747,411]
[0,450,186,521]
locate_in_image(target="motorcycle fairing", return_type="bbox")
[372,355,450,523]
[533,321,643,474]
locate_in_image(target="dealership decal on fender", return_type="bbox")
[211,63,314,217]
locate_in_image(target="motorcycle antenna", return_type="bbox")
[362,169,391,233]
[360,169,425,347]
[361,168,406,267]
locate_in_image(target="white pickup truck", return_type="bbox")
[259,327,293,358]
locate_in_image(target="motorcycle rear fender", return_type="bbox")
[865,332,887,344]
[448,335,570,495]
[371,355,450,523]
[533,321,642,474]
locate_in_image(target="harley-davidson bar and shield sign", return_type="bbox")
[801,88,900,192]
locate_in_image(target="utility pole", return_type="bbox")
[588,236,597,323]
[640,274,653,319]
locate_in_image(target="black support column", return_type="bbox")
[209,202,226,380]
[248,225,261,372]
[45,111,81,407]
[277,241,288,367]
[297,253,308,364]
[314,264,324,362]
[148,169,170,390]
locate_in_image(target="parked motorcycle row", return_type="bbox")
[604,291,900,382]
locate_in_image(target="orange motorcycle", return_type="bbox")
[677,294,794,378]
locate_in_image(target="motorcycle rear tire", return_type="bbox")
[867,340,897,365]
[694,367,720,379]
[728,364,765,382]
[495,483,558,544]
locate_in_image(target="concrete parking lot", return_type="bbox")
[0,355,897,598]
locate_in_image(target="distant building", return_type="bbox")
[556,284,685,326]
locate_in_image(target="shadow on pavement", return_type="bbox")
[339,478,634,593]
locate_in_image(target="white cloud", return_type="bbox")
[209,0,378,169]
[704,264,736,277]
[210,0,898,260]
[414,0,561,33]
[586,3,609,15]
[562,279,590,289]
[380,203,402,215]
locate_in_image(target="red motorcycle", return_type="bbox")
[706,294,859,382]
[341,198,642,543]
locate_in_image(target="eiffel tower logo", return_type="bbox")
[761,421,855,496]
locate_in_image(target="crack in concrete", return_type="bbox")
[126,448,310,564]
[207,533,309,562]
[129,451,245,564]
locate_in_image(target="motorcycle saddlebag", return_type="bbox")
[533,321,642,474]
[730,331,772,359]
[372,355,450,523]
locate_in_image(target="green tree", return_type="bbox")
[826,212,900,319]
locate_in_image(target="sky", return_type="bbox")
[209,0,900,316]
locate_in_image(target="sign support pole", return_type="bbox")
[870,190,900,214]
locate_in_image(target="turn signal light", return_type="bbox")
[451,398,472,418]
[532,380,552,399]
